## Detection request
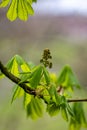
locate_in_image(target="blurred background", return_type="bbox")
[0,0,87,130]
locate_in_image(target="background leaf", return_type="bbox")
[18,0,28,21]
[7,0,18,21]
[0,0,10,7]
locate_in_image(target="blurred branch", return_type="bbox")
[0,61,87,103]
[68,99,87,103]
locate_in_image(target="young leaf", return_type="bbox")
[24,1,34,15]
[26,0,32,4]
[27,97,44,119]
[6,57,14,70]
[71,102,87,128]
[23,92,31,109]
[19,73,31,83]
[48,84,56,96]
[15,55,25,65]
[43,66,50,85]
[47,103,60,116]
[11,58,19,76]
[11,85,24,103]
[18,0,28,21]
[66,103,74,118]
[32,0,37,2]
[21,63,30,72]
[61,106,68,121]
[41,88,50,104]
[50,73,57,83]
[0,0,10,7]
[57,65,80,89]
[7,0,18,21]
[32,97,44,117]
[48,84,61,104]
[30,66,43,88]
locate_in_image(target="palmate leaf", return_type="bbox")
[57,65,80,90]
[0,0,34,21]
[69,103,87,130]
[61,106,68,121]
[27,97,44,119]
[47,103,60,116]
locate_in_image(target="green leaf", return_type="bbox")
[47,103,60,116]
[0,0,35,21]
[23,92,31,109]
[6,57,14,70]
[24,1,34,15]
[48,84,56,96]
[15,55,25,65]
[41,88,50,104]
[66,103,74,118]
[32,0,37,2]
[27,62,35,69]
[61,106,68,121]
[57,65,80,89]
[26,0,32,4]
[43,66,50,85]
[11,85,24,103]
[18,0,28,21]
[7,0,18,21]
[48,84,61,104]
[0,0,10,7]
[21,63,30,72]
[30,65,43,88]
[71,103,87,127]
[50,73,57,83]
[27,97,44,119]
[19,72,31,84]
[11,58,19,76]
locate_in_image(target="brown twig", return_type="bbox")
[67,99,87,103]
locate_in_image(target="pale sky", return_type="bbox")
[33,0,87,15]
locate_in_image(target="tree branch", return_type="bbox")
[0,61,87,103]
[0,61,36,95]
[68,99,87,103]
